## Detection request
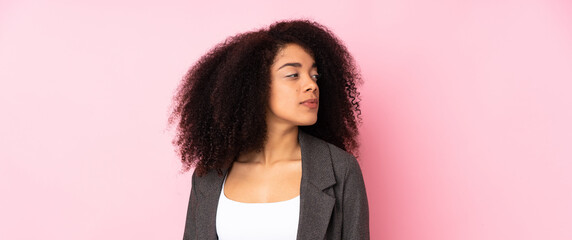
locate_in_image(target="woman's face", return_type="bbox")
[267,43,320,127]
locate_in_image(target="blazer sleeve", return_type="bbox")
[342,156,370,239]
[182,170,198,240]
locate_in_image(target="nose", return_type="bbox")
[305,85,317,92]
[303,75,318,93]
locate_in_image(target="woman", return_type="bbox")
[169,20,369,240]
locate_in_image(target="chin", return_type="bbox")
[297,118,318,126]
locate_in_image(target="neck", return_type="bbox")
[239,123,301,167]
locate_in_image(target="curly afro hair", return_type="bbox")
[169,19,362,177]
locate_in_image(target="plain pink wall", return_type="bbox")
[1,0,571,239]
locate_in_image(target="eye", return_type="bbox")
[312,74,320,81]
[286,73,299,78]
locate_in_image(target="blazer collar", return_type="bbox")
[193,129,337,240]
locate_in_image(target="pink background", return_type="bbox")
[1,0,571,239]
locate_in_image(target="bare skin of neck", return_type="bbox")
[237,114,302,167]
[226,114,303,203]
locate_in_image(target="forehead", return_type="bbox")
[272,43,315,67]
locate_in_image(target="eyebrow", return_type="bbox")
[277,62,317,70]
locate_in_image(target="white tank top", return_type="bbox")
[216,174,300,240]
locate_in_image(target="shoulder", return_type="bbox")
[190,164,225,195]
[304,133,364,183]
[324,141,364,181]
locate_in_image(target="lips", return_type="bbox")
[300,98,318,104]
[300,98,318,109]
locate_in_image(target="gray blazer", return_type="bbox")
[183,130,370,239]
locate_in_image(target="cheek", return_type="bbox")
[271,86,289,107]
[269,83,298,112]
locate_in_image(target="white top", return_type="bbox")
[216,174,300,240]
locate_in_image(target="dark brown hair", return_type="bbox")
[169,20,362,177]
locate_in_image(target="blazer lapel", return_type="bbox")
[194,167,228,240]
[296,130,337,240]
